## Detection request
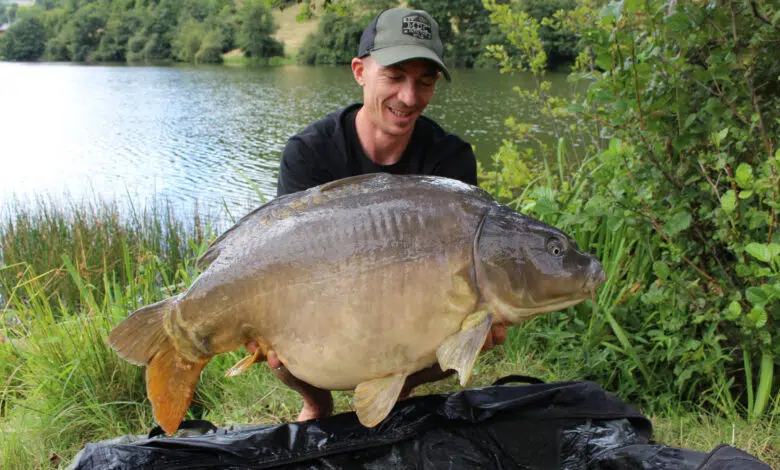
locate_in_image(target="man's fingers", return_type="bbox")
[491,325,507,345]
[267,349,282,369]
[481,332,494,351]
[245,341,259,354]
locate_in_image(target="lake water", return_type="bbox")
[0,62,574,221]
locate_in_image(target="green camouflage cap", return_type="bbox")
[358,8,451,81]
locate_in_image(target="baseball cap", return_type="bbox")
[358,8,451,81]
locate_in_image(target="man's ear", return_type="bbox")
[352,57,366,86]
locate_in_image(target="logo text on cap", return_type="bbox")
[401,14,432,40]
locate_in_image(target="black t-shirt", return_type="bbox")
[276,103,477,196]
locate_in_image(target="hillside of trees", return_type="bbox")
[0,0,284,63]
[0,0,581,69]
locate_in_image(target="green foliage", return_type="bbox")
[296,8,366,65]
[94,9,144,62]
[481,0,779,419]
[520,0,578,69]
[172,17,226,63]
[0,0,284,64]
[66,1,108,62]
[0,197,213,316]
[0,199,218,466]
[0,16,47,61]
[0,1,8,25]
[407,0,493,68]
[236,0,283,59]
[295,0,400,65]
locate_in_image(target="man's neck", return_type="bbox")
[354,107,414,166]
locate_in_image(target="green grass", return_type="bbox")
[1,194,777,469]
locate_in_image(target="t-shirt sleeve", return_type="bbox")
[276,137,331,197]
[433,141,479,187]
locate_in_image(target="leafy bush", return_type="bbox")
[296,10,365,65]
[481,0,778,419]
[0,0,282,64]
[0,17,46,61]
[236,0,284,59]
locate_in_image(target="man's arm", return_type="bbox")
[276,138,332,197]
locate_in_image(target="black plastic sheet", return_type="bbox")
[67,378,772,470]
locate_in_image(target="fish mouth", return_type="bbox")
[582,270,607,293]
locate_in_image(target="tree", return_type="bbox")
[1,16,47,61]
[236,0,283,59]
[66,1,108,61]
[95,9,143,62]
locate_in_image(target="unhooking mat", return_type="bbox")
[67,376,772,469]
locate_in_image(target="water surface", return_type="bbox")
[0,62,573,220]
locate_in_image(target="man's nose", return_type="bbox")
[397,79,418,107]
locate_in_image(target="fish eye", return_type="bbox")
[546,238,565,257]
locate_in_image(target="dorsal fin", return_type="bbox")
[197,174,389,270]
[195,198,279,270]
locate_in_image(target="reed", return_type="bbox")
[0,195,213,316]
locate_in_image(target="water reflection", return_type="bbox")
[0,62,575,222]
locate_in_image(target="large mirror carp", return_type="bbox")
[108,173,606,435]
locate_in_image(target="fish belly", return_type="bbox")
[265,253,480,390]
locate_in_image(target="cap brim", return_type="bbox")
[371,45,451,81]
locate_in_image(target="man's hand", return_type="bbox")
[482,324,507,351]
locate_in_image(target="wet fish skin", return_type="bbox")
[108,173,605,434]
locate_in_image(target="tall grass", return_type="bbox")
[0,195,213,315]
[0,195,217,467]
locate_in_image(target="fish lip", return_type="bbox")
[581,269,607,293]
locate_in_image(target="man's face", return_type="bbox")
[352,56,440,138]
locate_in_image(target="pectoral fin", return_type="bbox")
[225,347,262,378]
[436,310,493,387]
[354,372,406,427]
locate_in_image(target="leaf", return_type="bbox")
[745,243,772,263]
[653,261,670,280]
[665,13,692,33]
[721,190,736,213]
[748,306,767,329]
[766,283,780,298]
[746,287,768,306]
[664,212,692,236]
[735,163,753,188]
[739,190,753,199]
[683,113,698,130]
[769,243,780,257]
[726,301,741,321]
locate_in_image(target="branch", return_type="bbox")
[630,37,645,128]
[749,0,773,25]
[618,155,722,291]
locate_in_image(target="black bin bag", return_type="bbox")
[67,376,772,469]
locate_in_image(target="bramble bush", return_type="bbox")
[481,0,778,419]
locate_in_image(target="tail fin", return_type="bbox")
[108,297,175,365]
[108,296,208,435]
[146,339,208,435]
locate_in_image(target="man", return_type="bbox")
[262,7,506,423]
[276,6,477,196]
